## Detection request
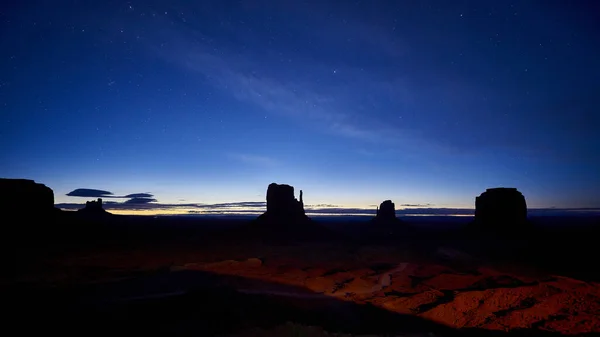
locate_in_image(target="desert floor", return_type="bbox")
[4,215,600,336]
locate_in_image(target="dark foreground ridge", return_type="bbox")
[0,178,55,215]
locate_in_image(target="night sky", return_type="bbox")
[2,1,599,213]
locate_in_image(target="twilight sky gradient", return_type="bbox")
[2,0,599,213]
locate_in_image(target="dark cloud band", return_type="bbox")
[66,188,114,197]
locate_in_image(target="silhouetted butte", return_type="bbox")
[78,198,110,216]
[241,183,335,240]
[0,178,56,217]
[375,200,397,221]
[369,200,409,238]
[471,187,530,233]
[257,183,307,222]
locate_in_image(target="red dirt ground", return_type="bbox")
[10,243,600,335]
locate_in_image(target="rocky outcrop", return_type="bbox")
[370,200,408,238]
[78,198,109,215]
[245,183,336,241]
[472,187,529,231]
[376,200,397,221]
[0,178,55,215]
[260,183,306,221]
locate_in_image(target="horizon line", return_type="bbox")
[54,202,600,217]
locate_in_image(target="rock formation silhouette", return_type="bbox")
[0,178,55,215]
[78,198,108,215]
[471,187,529,232]
[242,183,336,241]
[376,200,397,221]
[261,183,307,221]
[368,200,409,238]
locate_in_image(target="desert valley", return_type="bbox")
[2,178,600,336]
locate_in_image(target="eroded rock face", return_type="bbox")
[79,198,107,214]
[0,178,55,215]
[376,200,396,220]
[262,183,306,219]
[245,183,335,241]
[369,200,407,238]
[474,187,528,229]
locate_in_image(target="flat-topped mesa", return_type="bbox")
[376,200,397,221]
[369,199,407,238]
[0,178,55,215]
[372,199,405,225]
[242,183,336,241]
[262,183,306,220]
[474,187,528,230]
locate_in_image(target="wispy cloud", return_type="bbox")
[165,43,450,156]
[56,200,265,212]
[400,203,434,207]
[66,188,114,198]
[124,197,158,204]
[65,188,157,204]
[308,204,340,208]
[136,15,451,156]
[172,48,358,135]
[99,1,540,160]
[124,193,154,199]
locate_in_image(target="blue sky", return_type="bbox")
[2,0,599,213]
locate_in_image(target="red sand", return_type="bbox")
[12,243,600,335]
[185,246,600,334]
